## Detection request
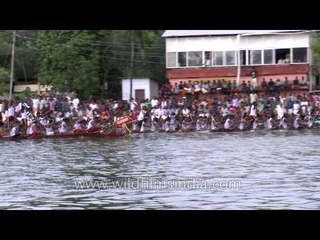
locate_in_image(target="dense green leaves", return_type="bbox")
[0,30,166,99]
[0,67,9,96]
[36,30,102,99]
[35,30,165,99]
[313,33,320,63]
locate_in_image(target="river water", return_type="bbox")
[0,129,320,210]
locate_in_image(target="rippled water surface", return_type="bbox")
[1,130,320,209]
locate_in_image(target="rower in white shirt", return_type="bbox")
[87,116,100,132]
[45,121,55,135]
[59,120,69,133]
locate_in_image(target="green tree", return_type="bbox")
[35,30,165,100]
[36,30,103,99]
[104,30,165,99]
[0,30,39,83]
[107,30,165,79]
[15,30,39,82]
[313,33,320,62]
[0,67,9,96]
[0,30,166,100]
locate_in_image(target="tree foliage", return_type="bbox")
[0,30,166,100]
[0,67,9,96]
[0,30,39,82]
[101,30,165,99]
[313,33,320,63]
[36,30,104,99]
[15,30,39,82]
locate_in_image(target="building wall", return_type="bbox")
[166,33,309,52]
[240,34,309,49]
[1,84,52,100]
[122,78,154,101]
[14,84,52,93]
[165,32,314,91]
[167,64,309,81]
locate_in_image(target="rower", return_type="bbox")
[210,116,218,131]
[150,117,160,132]
[162,117,170,132]
[10,122,21,137]
[0,122,5,137]
[132,121,139,132]
[73,118,86,133]
[6,101,15,128]
[239,117,245,131]
[181,115,192,132]
[20,104,28,127]
[169,112,177,131]
[100,111,109,122]
[87,116,100,132]
[140,120,146,133]
[224,117,232,130]
[306,115,314,128]
[293,115,302,129]
[59,118,69,133]
[279,116,288,129]
[249,102,257,117]
[252,118,258,130]
[266,116,274,130]
[45,120,55,135]
[200,116,208,130]
[28,120,41,136]
[196,116,202,131]
[137,108,147,128]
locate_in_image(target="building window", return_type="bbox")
[212,51,223,66]
[178,52,187,67]
[251,50,262,65]
[204,51,212,66]
[167,52,177,68]
[292,48,307,63]
[240,50,247,65]
[188,51,203,66]
[226,51,236,65]
[263,49,274,64]
[276,48,290,64]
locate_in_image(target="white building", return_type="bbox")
[122,78,159,101]
[1,83,52,100]
[162,30,319,91]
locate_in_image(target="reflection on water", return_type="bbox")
[0,129,320,209]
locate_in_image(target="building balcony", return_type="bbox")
[167,64,309,80]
